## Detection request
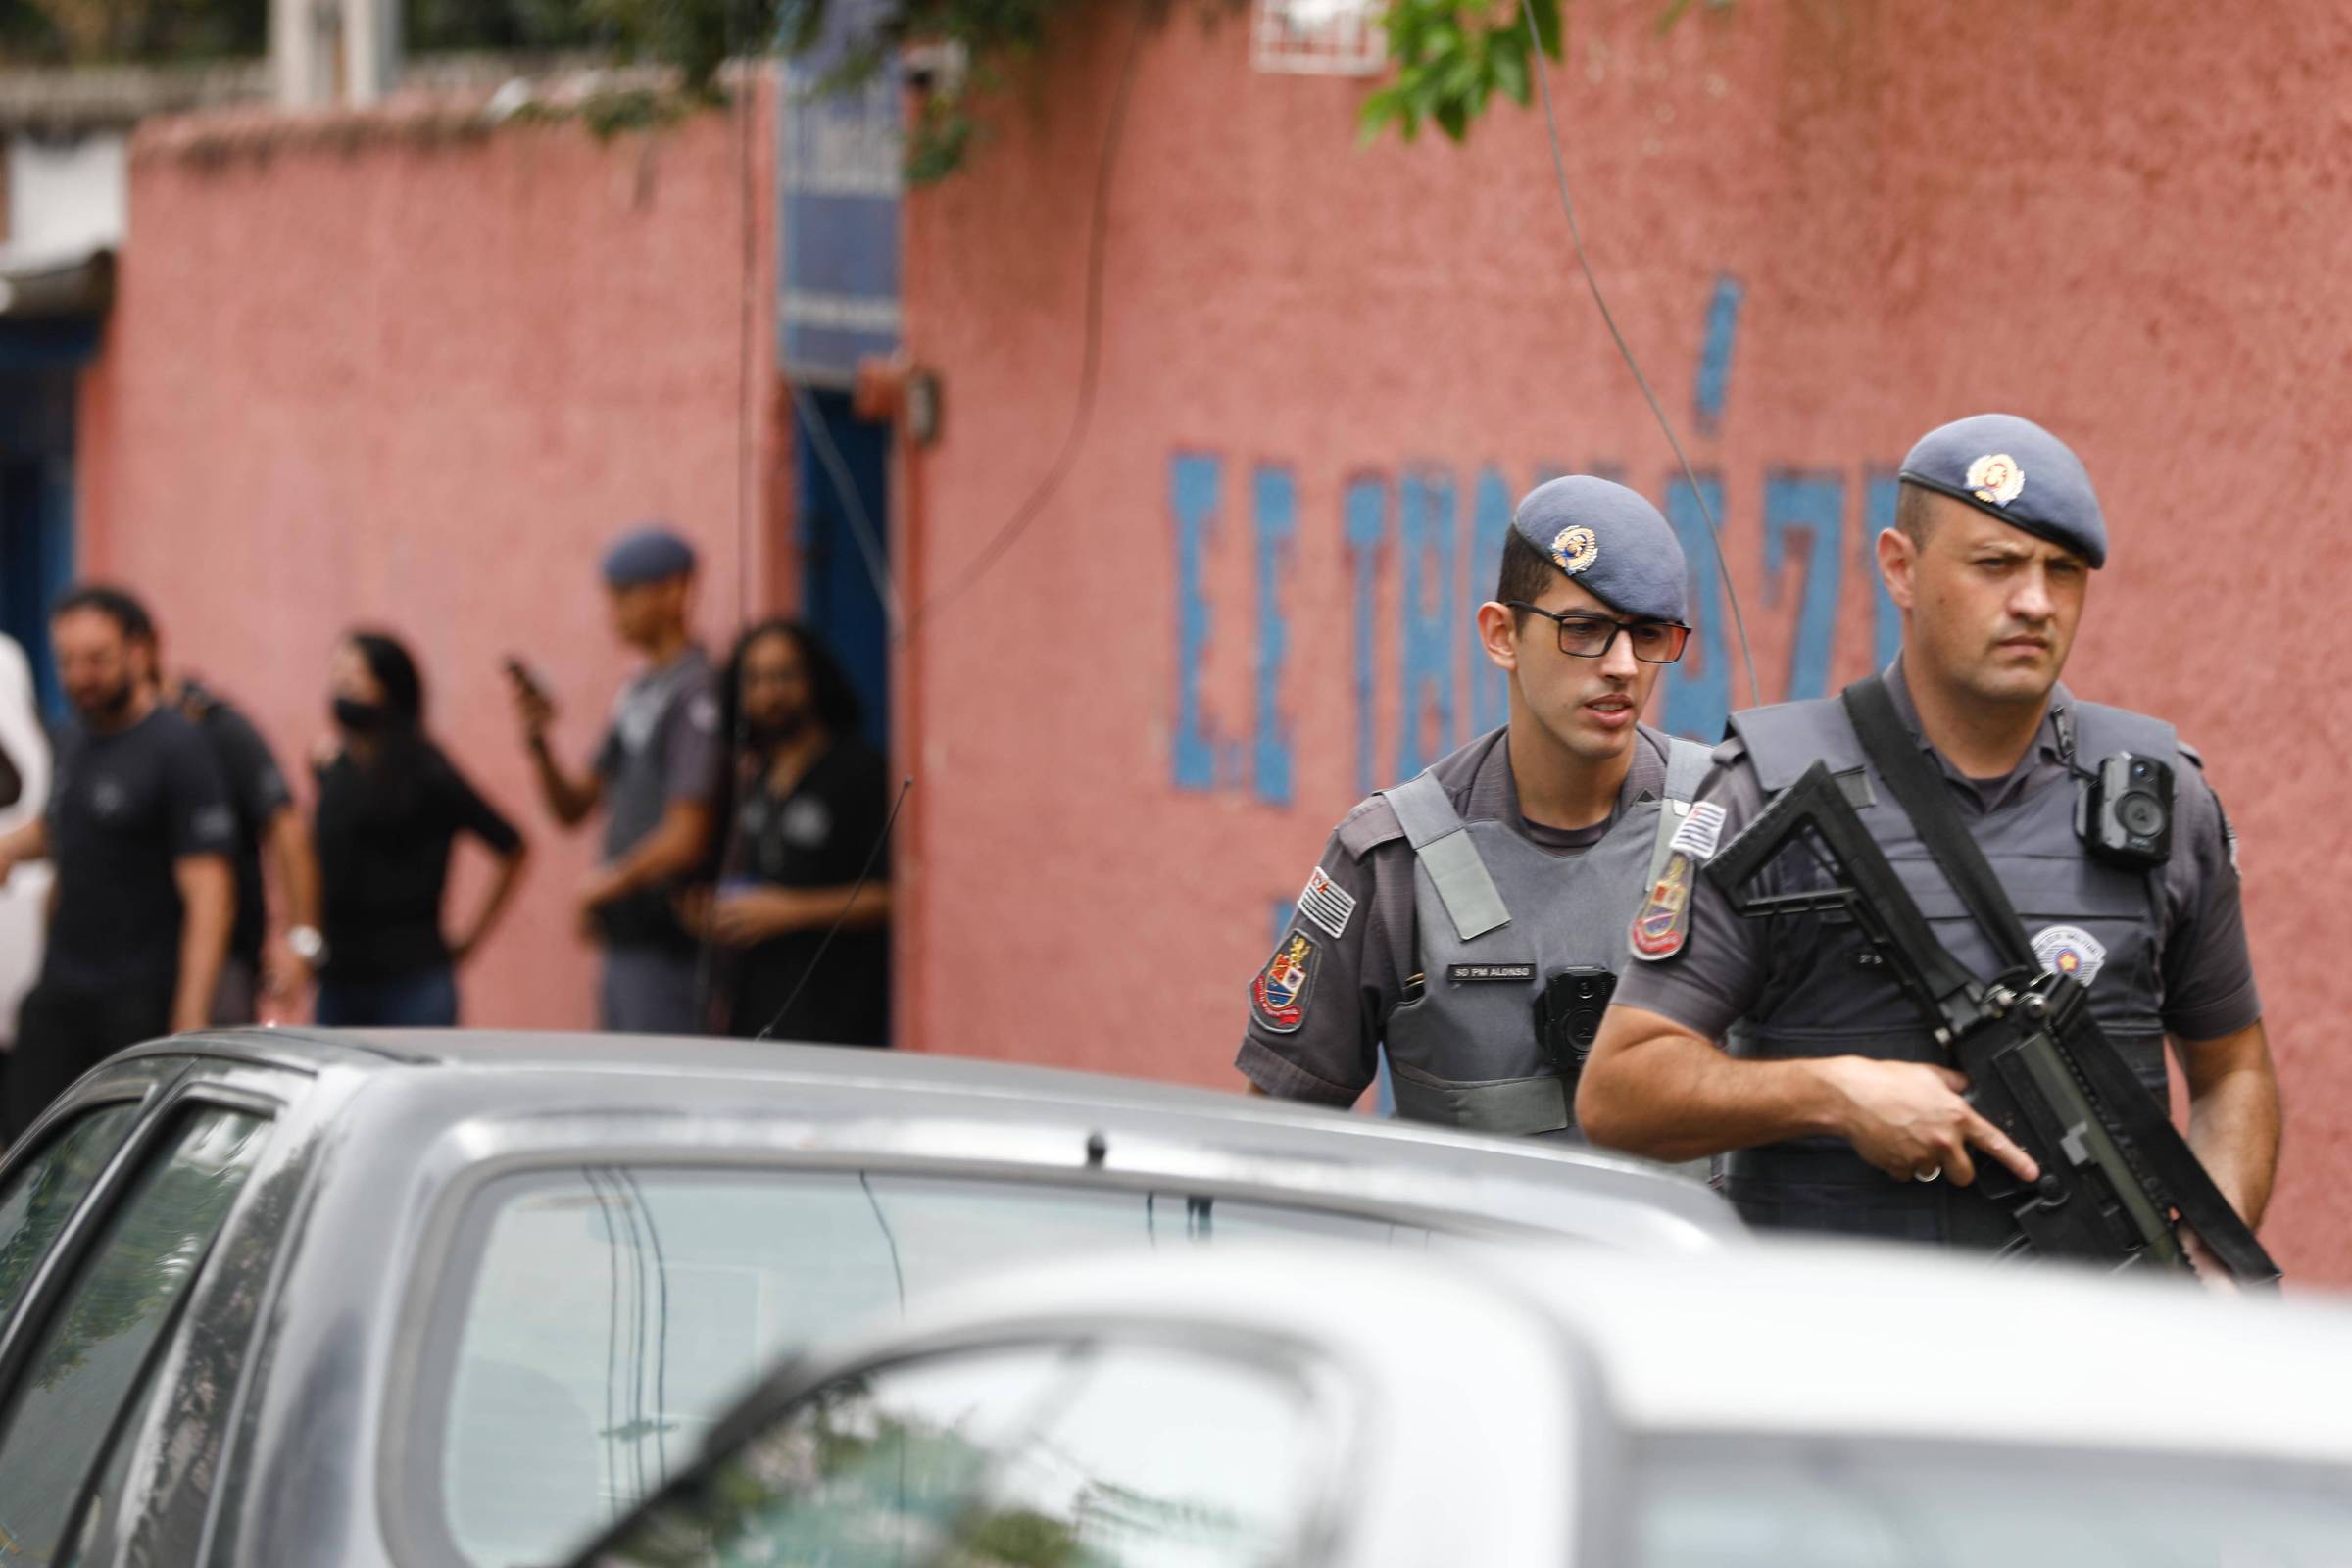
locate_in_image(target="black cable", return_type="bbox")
[898,4,1150,639]
[620,1168,672,1480]
[1514,0,1761,710]
[858,1170,908,1314]
[610,1165,651,1500]
[756,776,910,1040]
[585,1166,622,1513]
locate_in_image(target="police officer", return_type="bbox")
[511,523,724,1033]
[1581,415,2279,1269]
[1238,477,1712,1137]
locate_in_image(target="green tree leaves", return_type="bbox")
[1359,0,1559,145]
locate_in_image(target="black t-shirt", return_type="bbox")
[44,707,237,995]
[314,735,523,983]
[725,737,890,1046]
[176,681,295,966]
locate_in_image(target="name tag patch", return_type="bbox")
[1448,962,1536,983]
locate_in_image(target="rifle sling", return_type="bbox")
[1840,675,2279,1284]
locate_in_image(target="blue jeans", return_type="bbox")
[316,964,460,1029]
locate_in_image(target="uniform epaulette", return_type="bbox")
[1334,795,1406,860]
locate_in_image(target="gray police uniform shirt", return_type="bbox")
[592,646,724,951]
[1616,664,2257,1045]
[1613,662,2256,1238]
[1238,725,1675,1113]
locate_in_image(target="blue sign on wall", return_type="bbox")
[778,0,903,382]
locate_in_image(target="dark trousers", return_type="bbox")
[8,982,172,1139]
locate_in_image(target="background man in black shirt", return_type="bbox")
[0,586,235,1135]
[132,622,324,1022]
[685,619,891,1046]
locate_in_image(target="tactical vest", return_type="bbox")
[1721,693,2176,1246]
[1380,727,1712,1138]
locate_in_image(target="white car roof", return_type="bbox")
[851,1238,2352,1469]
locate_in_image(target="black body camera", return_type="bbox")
[2076,752,2174,869]
[1535,966,1617,1078]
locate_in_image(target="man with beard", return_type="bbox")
[129,616,323,1023]
[0,586,235,1135]
[683,618,890,1045]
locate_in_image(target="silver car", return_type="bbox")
[0,1028,1733,1568]
[574,1238,2352,1567]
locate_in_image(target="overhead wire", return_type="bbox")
[897,2,1151,640]
[1514,0,1763,710]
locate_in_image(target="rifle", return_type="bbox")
[1704,760,2280,1285]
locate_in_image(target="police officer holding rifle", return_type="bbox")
[1580,415,2279,1276]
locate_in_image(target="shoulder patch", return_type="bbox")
[1296,864,1357,940]
[1250,931,1320,1034]
[1334,796,1406,860]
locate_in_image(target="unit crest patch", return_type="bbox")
[1630,853,1697,962]
[1252,932,1320,1033]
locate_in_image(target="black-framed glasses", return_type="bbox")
[1503,603,1691,664]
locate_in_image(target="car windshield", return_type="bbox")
[1636,1433,2352,1566]
[434,1165,1443,1568]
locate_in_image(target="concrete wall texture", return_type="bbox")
[80,88,782,1030]
[895,1,2352,1278]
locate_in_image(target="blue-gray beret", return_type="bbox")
[601,523,697,588]
[1897,413,2107,568]
[1511,476,1688,623]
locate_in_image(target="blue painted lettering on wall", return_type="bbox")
[1171,280,1929,806]
[1762,473,1845,710]
[1660,475,1730,743]
[1693,275,1742,434]
[1253,466,1297,808]
[1469,467,1511,737]
[1345,477,1387,797]
[1172,454,1236,792]
[1396,467,1458,781]
[1864,472,1903,670]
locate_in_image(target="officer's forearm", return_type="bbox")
[1577,1005,1849,1163]
[2178,1021,2281,1226]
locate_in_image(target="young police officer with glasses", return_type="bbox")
[1581,415,2278,1272]
[1239,477,1713,1139]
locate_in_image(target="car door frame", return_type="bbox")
[0,1048,319,1568]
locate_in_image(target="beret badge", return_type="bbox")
[1549,525,1600,576]
[1966,453,2026,508]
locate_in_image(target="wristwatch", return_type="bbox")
[287,925,328,967]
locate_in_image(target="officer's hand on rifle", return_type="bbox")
[1823,1058,2041,1188]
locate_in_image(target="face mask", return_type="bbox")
[333,697,388,733]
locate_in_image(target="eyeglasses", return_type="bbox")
[1503,603,1691,664]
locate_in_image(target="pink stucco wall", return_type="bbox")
[80,84,783,1030]
[897,2,2352,1279]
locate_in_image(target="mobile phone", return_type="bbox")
[503,656,550,706]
